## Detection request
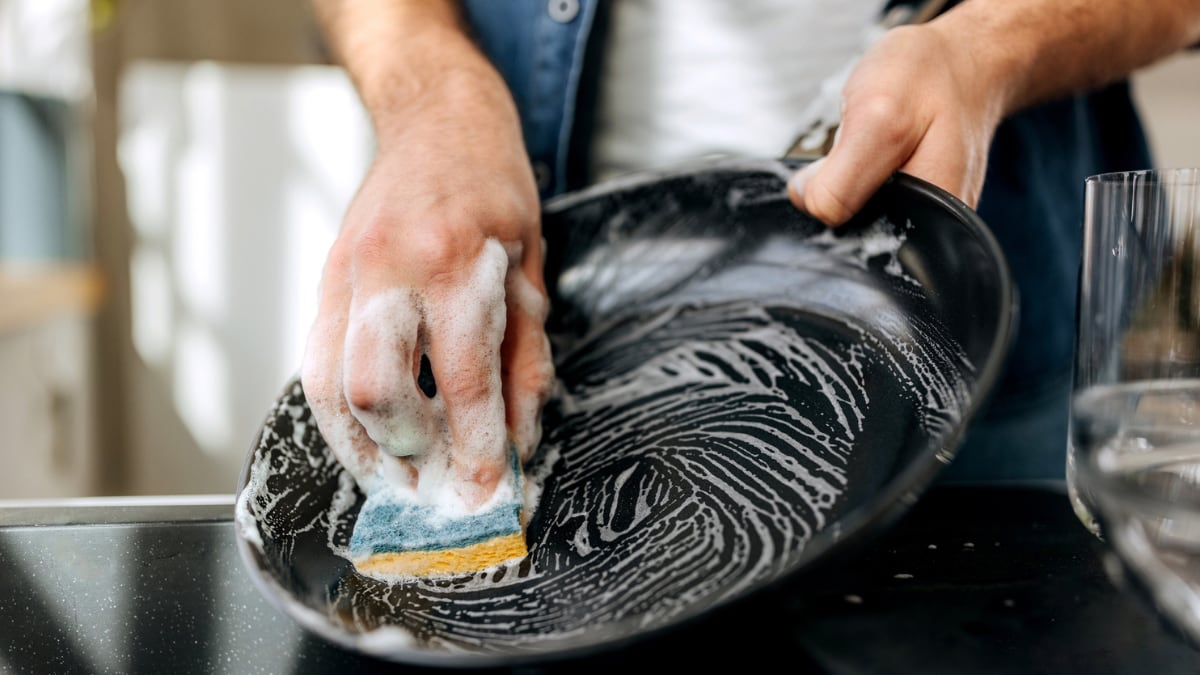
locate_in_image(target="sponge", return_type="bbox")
[348,447,527,579]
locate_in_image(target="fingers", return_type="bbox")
[502,248,555,463]
[342,289,435,461]
[422,239,511,509]
[788,108,986,226]
[304,125,550,514]
[311,219,550,513]
[301,245,390,489]
[788,93,925,226]
[786,24,998,226]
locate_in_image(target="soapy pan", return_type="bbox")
[234,156,1016,668]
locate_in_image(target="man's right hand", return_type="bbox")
[302,121,555,510]
[299,6,555,510]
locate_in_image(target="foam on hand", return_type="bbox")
[335,238,537,581]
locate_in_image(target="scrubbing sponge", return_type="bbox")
[349,447,528,579]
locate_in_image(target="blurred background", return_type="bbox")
[0,0,1198,500]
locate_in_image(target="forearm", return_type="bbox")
[312,0,520,151]
[933,0,1200,116]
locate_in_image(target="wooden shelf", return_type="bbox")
[0,262,106,334]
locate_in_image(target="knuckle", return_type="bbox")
[410,222,485,277]
[343,368,390,414]
[438,372,492,403]
[851,93,911,145]
[321,240,354,279]
[350,226,403,270]
[505,367,553,406]
[459,459,503,489]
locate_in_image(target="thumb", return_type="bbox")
[788,100,922,227]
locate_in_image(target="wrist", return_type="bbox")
[370,63,522,154]
[924,11,1030,121]
[330,10,520,152]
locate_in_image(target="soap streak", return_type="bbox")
[234,206,978,656]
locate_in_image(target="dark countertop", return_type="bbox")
[1,483,1197,674]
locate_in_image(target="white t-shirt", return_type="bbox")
[590,0,885,181]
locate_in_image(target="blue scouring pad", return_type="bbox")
[349,447,527,579]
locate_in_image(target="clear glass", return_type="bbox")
[1069,167,1200,644]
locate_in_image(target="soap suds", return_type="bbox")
[332,239,544,581]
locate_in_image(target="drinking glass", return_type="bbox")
[1068,167,1200,643]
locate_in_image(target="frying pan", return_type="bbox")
[233,153,1016,668]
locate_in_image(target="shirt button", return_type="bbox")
[548,0,579,23]
[532,161,553,191]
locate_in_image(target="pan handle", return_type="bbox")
[783,0,952,161]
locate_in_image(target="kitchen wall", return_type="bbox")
[0,0,101,499]
[88,0,338,497]
[115,61,370,495]
[1132,51,1200,170]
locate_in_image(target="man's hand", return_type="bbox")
[789,0,1200,227]
[304,0,554,511]
[302,114,554,510]
[788,23,999,225]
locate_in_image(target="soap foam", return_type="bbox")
[332,238,543,579]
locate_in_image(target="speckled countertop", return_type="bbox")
[1,483,1197,674]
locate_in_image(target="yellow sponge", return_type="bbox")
[348,448,527,579]
[353,532,527,578]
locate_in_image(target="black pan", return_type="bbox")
[234,156,1015,668]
